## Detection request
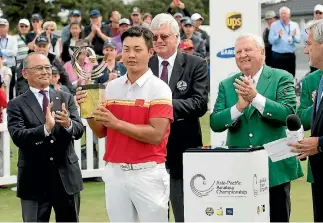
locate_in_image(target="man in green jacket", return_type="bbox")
[296,67,321,184]
[210,33,303,222]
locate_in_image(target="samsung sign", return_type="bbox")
[217,47,235,58]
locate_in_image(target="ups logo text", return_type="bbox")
[226,12,242,30]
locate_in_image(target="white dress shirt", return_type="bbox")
[29,86,72,136]
[230,66,266,122]
[157,51,178,83]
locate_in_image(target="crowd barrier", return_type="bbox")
[0,109,106,186]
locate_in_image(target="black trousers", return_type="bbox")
[21,193,80,222]
[311,183,323,222]
[269,182,291,222]
[271,52,296,77]
[20,162,80,222]
[9,66,16,100]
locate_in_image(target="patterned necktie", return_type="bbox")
[316,77,323,111]
[39,90,49,115]
[160,61,169,84]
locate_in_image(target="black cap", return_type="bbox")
[31,13,42,21]
[103,40,116,49]
[132,7,141,15]
[183,18,193,26]
[35,36,49,45]
[70,10,81,17]
[89,9,101,18]
[180,16,190,23]
[52,66,59,74]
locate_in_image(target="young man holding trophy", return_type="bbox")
[76,26,173,221]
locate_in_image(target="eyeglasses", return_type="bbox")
[25,65,52,72]
[153,33,173,41]
[46,28,55,31]
[20,25,29,28]
[315,11,323,15]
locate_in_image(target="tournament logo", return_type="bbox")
[226,12,242,30]
[226,208,234,216]
[216,47,235,58]
[205,207,214,216]
[216,207,223,216]
[190,174,215,197]
[253,174,269,197]
[257,205,266,214]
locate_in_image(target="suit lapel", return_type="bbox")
[50,89,62,112]
[149,55,159,78]
[247,65,272,119]
[313,94,323,131]
[23,90,45,124]
[169,52,185,92]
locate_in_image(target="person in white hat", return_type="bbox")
[263,10,277,67]
[0,18,18,99]
[191,13,209,53]
[15,19,30,70]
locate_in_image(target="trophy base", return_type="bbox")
[80,84,106,119]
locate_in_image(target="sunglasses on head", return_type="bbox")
[153,33,172,41]
[316,11,323,15]
[20,25,28,28]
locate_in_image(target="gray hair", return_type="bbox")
[22,52,48,69]
[235,33,265,50]
[279,6,291,15]
[150,13,180,45]
[305,19,323,44]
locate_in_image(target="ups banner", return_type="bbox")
[210,0,262,147]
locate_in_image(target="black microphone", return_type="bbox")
[286,114,306,161]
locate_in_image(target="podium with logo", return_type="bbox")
[183,147,270,222]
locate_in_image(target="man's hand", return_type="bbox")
[312,90,317,102]
[279,29,283,37]
[292,29,296,37]
[236,94,250,112]
[93,105,119,129]
[234,76,257,102]
[45,102,55,133]
[55,103,71,128]
[109,72,118,81]
[91,24,99,33]
[178,1,185,9]
[288,137,319,160]
[75,87,87,105]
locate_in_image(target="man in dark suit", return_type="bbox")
[7,52,84,222]
[289,20,323,222]
[148,13,209,222]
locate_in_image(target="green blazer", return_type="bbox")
[210,65,303,187]
[296,69,322,183]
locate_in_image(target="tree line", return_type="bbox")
[0,0,210,31]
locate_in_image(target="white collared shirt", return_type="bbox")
[230,66,266,122]
[30,86,50,110]
[105,68,172,102]
[157,51,178,83]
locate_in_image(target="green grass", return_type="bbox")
[0,113,314,221]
